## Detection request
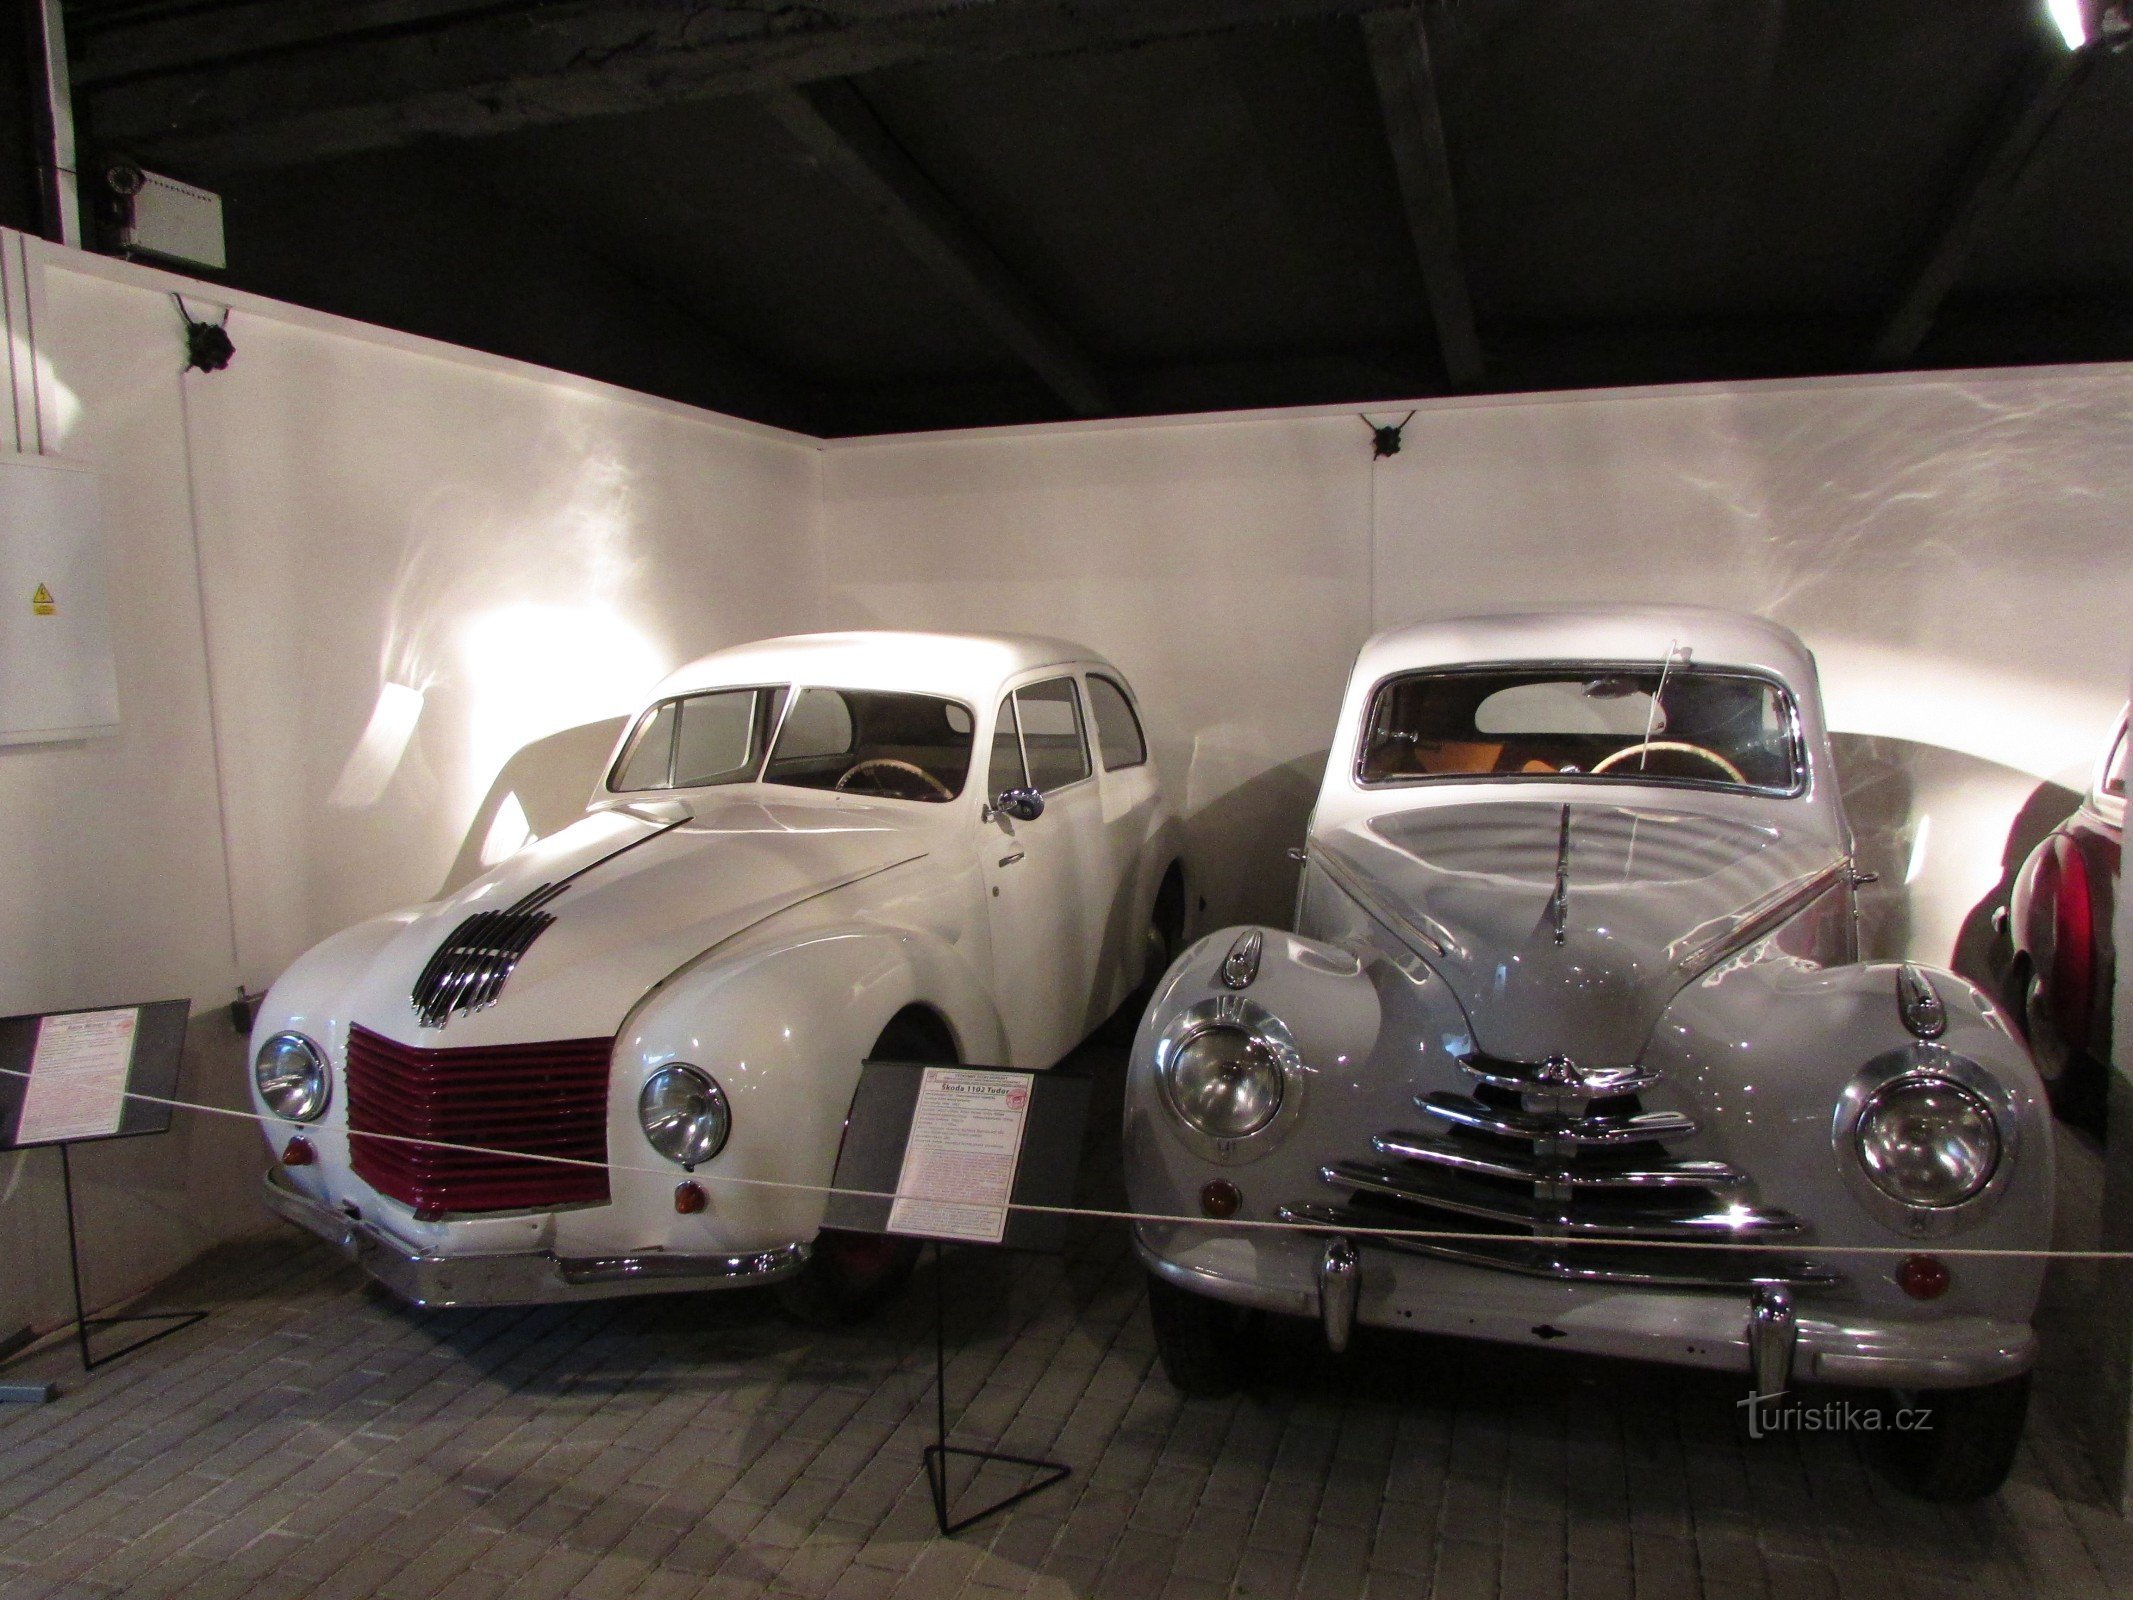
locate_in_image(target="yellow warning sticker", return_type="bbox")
[31,584,55,616]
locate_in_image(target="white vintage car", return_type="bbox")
[252,631,1183,1318]
[1127,607,2052,1501]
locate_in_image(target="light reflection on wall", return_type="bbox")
[12,334,83,448]
[456,601,660,815]
[327,447,671,831]
[326,681,426,809]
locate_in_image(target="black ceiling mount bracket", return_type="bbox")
[172,294,233,373]
[1365,410,1416,459]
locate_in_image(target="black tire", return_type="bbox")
[776,1229,921,1326]
[1145,1271,1253,1396]
[2017,965,2105,1127]
[1145,865,1187,990]
[778,1006,951,1326]
[1872,1373,2031,1503]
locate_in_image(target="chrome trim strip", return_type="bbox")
[1666,857,1849,980]
[261,1169,809,1308]
[1370,1132,1746,1192]
[1418,1091,1698,1146]
[1313,846,1454,960]
[1320,1161,1803,1239]
[1275,1202,1840,1290]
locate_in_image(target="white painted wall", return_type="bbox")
[823,369,2133,966]
[0,232,823,1341]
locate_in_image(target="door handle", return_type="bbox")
[998,850,1025,867]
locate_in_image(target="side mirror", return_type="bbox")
[991,786,1044,822]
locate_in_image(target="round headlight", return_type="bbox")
[639,1065,730,1167]
[254,1031,329,1122]
[1160,1025,1284,1140]
[1855,1076,2000,1208]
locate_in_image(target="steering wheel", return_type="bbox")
[1590,740,1746,783]
[833,758,954,801]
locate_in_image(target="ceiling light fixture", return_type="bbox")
[2047,0,2133,49]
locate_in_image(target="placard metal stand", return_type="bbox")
[827,1059,1090,1536]
[0,999,201,1385]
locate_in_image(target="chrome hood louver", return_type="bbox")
[1281,1050,1837,1289]
[1319,800,1846,1065]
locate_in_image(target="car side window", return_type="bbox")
[1087,674,1147,770]
[1015,677,1090,793]
[611,687,784,792]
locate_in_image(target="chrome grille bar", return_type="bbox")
[1419,1092,1697,1146]
[1370,1132,1747,1191]
[1459,1056,1660,1098]
[1323,1160,1803,1239]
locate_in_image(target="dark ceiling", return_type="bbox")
[37,0,2133,436]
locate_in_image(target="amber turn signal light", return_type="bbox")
[1896,1253,1950,1300]
[1200,1180,1241,1219]
[674,1180,708,1215]
[280,1136,315,1167]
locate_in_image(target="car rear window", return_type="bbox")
[1088,674,1147,770]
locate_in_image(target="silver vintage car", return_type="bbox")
[1127,607,2051,1501]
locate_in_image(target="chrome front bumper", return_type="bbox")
[1135,1223,2036,1392]
[263,1169,810,1308]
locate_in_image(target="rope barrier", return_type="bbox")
[1,1063,2118,1264]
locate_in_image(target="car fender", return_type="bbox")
[587,916,1009,1257]
[1127,925,1426,1239]
[1650,956,2052,1323]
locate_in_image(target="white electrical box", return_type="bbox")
[0,456,119,745]
[118,170,226,271]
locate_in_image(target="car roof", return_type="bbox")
[1355,605,1816,687]
[649,630,1105,702]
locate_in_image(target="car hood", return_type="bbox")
[342,791,929,1047]
[1320,799,1844,1066]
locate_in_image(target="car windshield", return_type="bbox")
[1359,665,1801,793]
[761,687,975,803]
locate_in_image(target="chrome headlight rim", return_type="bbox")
[638,1063,731,1169]
[1832,1046,2020,1238]
[254,1030,330,1123]
[1151,995,1307,1165]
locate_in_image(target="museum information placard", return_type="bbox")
[16,1008,138,1144]
[888,1067,1032,1244]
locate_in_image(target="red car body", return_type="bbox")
[2008,709,2125,1106]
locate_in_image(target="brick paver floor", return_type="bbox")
[3,1034,2130,1600]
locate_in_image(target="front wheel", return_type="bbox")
[1146,1272,1255,1396]
[1871,1373,2031,1502]
[2020,967,2104,1126]
[776,1229,921,1326]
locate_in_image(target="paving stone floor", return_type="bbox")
[4,1037,2132,1600]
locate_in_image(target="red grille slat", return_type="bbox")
[345,1024,612,1214]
